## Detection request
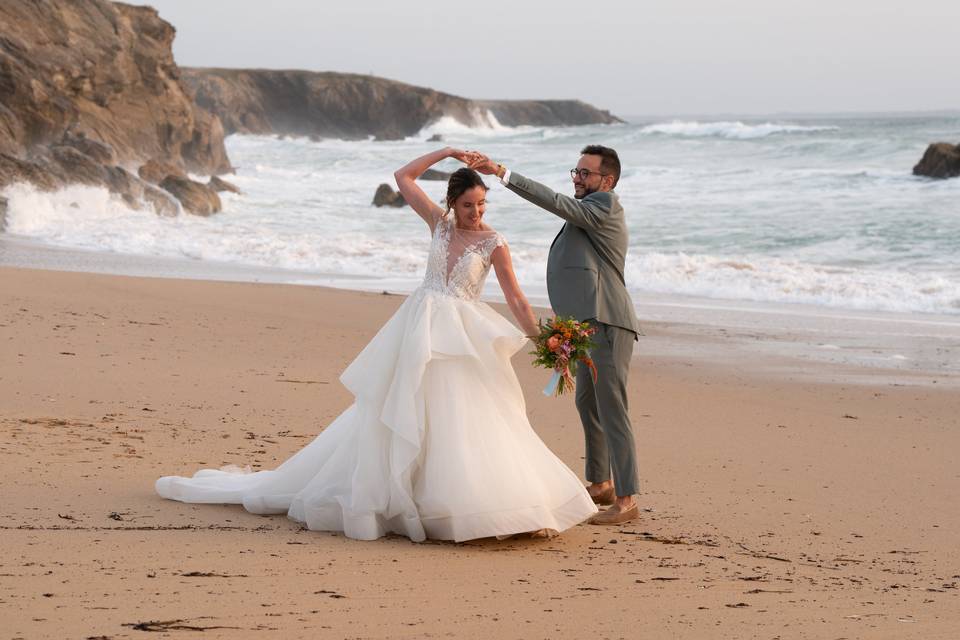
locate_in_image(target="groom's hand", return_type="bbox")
[467,152,498,176]
[447,147,473,163]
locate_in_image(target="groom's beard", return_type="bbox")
[574,186,597,200]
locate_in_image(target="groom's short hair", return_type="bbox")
[581,145,621,189]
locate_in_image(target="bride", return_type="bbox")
[155,148,598,542]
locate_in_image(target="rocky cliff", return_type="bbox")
[476,99,622,128]
[182,68,623,140]
[0,0,232,214]
[0,0,231,174]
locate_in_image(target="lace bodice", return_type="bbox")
[421,216,507,301]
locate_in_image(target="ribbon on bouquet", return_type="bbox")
[542,369,562,396]
[542,351,598,397]
[542,366,576,396]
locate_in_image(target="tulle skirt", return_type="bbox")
[155,288,598,542]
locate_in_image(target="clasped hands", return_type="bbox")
[447,148,499,175]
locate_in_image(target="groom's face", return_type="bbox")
[572,154,605,200]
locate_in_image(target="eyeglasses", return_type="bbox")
[570,168,607,181]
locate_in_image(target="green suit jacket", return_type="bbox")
[505,172,642,335]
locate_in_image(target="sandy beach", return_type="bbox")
[2,265,959,639]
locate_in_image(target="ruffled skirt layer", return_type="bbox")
[156,289,598,542]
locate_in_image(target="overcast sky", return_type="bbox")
[131,0,960,118]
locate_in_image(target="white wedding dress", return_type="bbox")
[156,215,598,542]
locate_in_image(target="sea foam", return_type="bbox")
[3,116,959,319]
[412,109,525,141]
[628,252,960,315]
[640,120,840,139]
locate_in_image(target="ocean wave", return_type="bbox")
[0,182,430,273]
[410,110,534,141]
[2,182,177,236]
[639,120,840,140]
[539,128,579,140]
[5,114,958,321]
[7,182,956,316]
[627,252,960,315]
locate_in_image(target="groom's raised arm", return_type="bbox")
[504,172,612,231]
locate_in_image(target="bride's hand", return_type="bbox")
[467,152,498,176]
[447,148,476,164]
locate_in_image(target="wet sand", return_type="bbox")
[2,266,958,639]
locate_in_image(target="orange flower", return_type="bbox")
[546,335,561,352]
[584,357,598,382]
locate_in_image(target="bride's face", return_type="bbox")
[452,186,487,228]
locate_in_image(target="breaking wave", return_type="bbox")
[639,120,840,139]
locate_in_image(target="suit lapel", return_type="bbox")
[549,223,567,251]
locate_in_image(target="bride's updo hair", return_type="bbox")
[445,168,488,217]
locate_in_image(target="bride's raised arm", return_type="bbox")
[491,243,539,337]
[394,148,476,231]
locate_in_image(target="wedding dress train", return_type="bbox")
[156,216,598,541]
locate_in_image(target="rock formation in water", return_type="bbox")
[913,143,960,179]
[181,68,623,141]
[137,159,186,185]
[159,175,221,216]
[0,0,231,216]
[373,184,406,207]
[419,169,451,181]
[208,175,242,194]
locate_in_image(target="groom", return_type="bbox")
[469,146,642,525]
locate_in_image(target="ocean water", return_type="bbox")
[3,113,959,317]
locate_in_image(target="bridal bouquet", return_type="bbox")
[531,317,597,396]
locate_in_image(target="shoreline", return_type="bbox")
[2,235,958,388]
[2,265,958,638]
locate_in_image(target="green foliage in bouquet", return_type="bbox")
[530,316,598,396]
